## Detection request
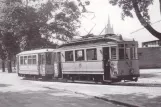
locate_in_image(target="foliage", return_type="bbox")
[47,1,81,41]
[109,0,153,22]
[0,0,83,72]
[109,0,161,40]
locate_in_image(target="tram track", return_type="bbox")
[22,77,161,88]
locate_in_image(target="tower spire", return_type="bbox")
[108,15,111,27]
[105,15,114,34]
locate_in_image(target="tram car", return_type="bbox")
[59,34,139,82]
[16,49,61,79]
[16,34,140,83]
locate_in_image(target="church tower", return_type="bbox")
[105,15,114,34]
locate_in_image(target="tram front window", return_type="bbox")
[119,48,125,59]
[125,44,137,59]
[119,43,137,60]
[111,47,117,59]
[119,44,125,59]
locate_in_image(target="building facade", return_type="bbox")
[142,40,161,47]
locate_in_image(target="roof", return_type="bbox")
[59,34,134,47]
[142,40,160,44]
[17,48,55,55]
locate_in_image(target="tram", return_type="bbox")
[16,34,140,83]
[16,49,60,79]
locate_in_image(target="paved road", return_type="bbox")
[1,69,161,107]
[0,72,123,107]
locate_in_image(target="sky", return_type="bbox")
[78,0,161,46]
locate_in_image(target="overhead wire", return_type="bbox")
[130,20,161,34]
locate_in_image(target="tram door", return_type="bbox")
[103,47,110,80]
[39,53,45,74]
[57,52,62,77]
[53,52,62,78]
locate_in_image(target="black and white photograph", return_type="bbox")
[0,0,161,107]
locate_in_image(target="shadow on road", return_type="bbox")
[103,93,161,107]
[140,73,159,78]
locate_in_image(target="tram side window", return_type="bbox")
[46,53,52,64]
[75,50,84,61]
[86,48,97,60]
[24,56,28,65]
[20,56,23,65]
[111,47,117,59]
[32,55,37,64]
[65,51,73,61]
[28,56,32,64]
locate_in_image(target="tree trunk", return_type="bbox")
[7,60,12,73]
[2,60,5,72]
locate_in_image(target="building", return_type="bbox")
[142,40,161,47]
[105,15,114,34]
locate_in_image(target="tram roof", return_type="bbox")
[60,34,135,47]
[17,48,55,55]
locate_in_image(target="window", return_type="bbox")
[28,56,32,64]
[65,51,73,61]
[46,53,52,64]
[19,55,37,65]
[119,49,125,59]
[131,47,138,59]
[24,56,28,65]
[86,48,97,60]
[32,55,37,64]
[119,44,125,59]
[75,50,84,61]
[135,48,138,59]
[111,47,117,59]
[20,56,23,65]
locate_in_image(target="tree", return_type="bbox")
[38,0,81,41]
[109,0,161,40]
[0,0,82,72]
[0,38,7,72]
[1,32,20,73]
